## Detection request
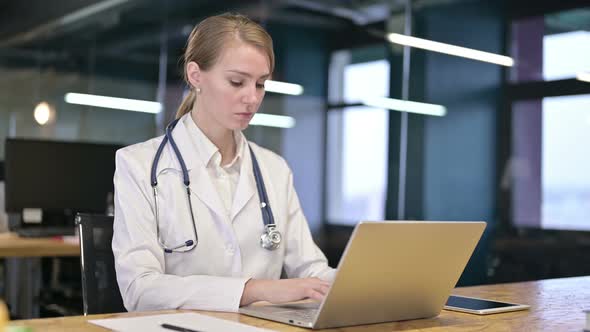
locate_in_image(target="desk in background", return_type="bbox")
[10,276,589,331]
[0,232,79,319]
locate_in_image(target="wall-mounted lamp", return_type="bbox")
[33,101,56,125]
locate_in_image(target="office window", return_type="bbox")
[542,94,590,230]
[543,31,590,81]
[511,94,590,231]
[506,6,590,231]
[326,56,390,225]
[510,8,590,83]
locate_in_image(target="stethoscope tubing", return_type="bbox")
[150,118,279,253]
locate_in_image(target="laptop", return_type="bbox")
[239,221,486,329]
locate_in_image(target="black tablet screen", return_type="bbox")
[446,296,517,310]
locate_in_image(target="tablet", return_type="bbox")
[444,295,530,315]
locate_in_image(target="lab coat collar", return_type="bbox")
[155,112,201,174]
[155,113,256,221]
[230,139,256,221]
[184,112,244,172]
[154,113,225,218]
[184,113,256,220]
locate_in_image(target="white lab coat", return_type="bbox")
[112,113,335,313]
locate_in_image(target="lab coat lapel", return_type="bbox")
[166,114,226,219]
[190,167,227,219]
[230,139,256,221]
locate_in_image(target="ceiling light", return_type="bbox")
[363,97,447,117]
[387,33,514,67]
[264,80,304,95]
[64,93,162,113]
[577,72,590,83]
[250,113,296,128]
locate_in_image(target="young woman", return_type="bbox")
[112,13,334,313]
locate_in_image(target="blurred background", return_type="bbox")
[0,0,589,319]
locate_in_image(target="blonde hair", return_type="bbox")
[175,13,275,119]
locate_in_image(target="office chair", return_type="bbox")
[76,213,126,315]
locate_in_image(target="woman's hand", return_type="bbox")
[240,278,331,306]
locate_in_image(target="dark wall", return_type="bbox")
[268,24,329,97]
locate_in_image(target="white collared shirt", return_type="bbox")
[184,114,243,215]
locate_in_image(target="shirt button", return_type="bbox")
[226,244,235,254]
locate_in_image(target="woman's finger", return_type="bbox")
[306,289,325,301]
[318,283,330,295]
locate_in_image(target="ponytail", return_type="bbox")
[175,89,196,119]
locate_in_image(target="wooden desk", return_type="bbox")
[9,276,589,331]
[0,232,80,318]
[0,232,79,257]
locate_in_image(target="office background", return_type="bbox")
[1,0,590,318]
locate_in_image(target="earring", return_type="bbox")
[196,87,201,94]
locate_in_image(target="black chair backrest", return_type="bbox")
[76,213,126,315]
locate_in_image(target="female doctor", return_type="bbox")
[112,13,335,313]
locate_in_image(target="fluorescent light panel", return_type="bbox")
[64,93,162,113]
[250,113,296,128]
[577,72,590,83]
[387,33,514,67]
[264,80,304,95]
[363,97,447,117]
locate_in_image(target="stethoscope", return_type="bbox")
[150,118,282,253]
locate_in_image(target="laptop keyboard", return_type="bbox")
[282,308,318,321]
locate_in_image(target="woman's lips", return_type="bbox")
[236,112,254,119]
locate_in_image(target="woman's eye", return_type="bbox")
[230,81,243,87]
[256,83,265,89]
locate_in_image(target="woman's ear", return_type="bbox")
[186,61,202,89]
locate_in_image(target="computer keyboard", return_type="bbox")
[282,308,318,321]
[16,227,75,238]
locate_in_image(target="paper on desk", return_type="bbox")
[89,312,276,332]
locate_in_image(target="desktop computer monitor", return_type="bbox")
[4,138,123,228]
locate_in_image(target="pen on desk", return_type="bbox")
[161,323,203,332]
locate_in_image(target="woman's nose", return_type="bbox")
[243,85,261,104]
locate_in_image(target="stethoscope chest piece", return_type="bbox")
[260,224,281,250]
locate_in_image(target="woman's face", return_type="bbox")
[194,41,270,131]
